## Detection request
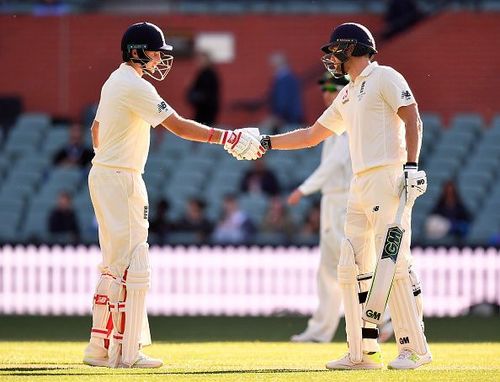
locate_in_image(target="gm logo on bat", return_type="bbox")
[381,226,404,263]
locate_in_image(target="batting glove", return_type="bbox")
[220,128,265,160]
[403,162,427,207]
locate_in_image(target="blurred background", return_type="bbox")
[0,0,499,320]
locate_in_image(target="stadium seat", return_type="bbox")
[450,113,484,133]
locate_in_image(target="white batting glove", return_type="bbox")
[403,163,427,207]
[220,128,265,160]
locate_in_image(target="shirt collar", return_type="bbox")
[120,62,141,78]
[359,61,378,78]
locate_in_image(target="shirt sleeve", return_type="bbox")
[380,67,416,112]
[317,97,346,135]
[124,80,175,127]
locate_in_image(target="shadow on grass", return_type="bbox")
[0,366,328,376]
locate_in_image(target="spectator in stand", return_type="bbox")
[174,198,213,242]
[186,51,220,126]
[260,196,296,242]
[426,180,472,241]
[149,199,174,245]
[53,123,94,169]
[268,52,304,131]
[212,194,255,244]
[33,0,70,16]
[240,159,281,196]
[48,191,80,242]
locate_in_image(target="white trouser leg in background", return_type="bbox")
[303,193,347,342]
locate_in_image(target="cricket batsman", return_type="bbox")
[83,21,263,368]
[231,22,431,370]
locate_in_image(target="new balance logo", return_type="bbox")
[401,90,412,100]
[157,101,168,113]
[399,336,410,345]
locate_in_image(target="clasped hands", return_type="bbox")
[221,128,267,160]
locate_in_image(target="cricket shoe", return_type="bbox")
[388,349,432,370]
[290,331,330,343]
[121,352,163,368]
[326,351,384,370]
[83,355,109,367]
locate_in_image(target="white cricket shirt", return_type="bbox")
[93,63,174,173]
[298,133,352,195]
[317,62,416,175]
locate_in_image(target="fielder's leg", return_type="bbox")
[83,274,117,367]
[326,239,382,370]
[293,196,342,343]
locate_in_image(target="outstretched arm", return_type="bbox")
[161,112,264,160]
[265,121,333,150]
[161,112,223,143]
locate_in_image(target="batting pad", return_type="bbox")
[121,243,151,367]
[89,275,116,344]
[338,239,377,363]
[388,263,429,355]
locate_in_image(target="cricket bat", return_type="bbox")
[362,191,407,325]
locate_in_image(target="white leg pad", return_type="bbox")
[107,277,126,368]
[121,243,151,367]
[388,260,429,355]
[338,239,379,362]
[89,275,115,343]
[409,267,423,323]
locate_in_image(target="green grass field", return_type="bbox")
[1,316,499,381]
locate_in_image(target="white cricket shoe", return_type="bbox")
[326,352,384,370]
[291,331,330,343]
[388,349,432,370]
[83,355,109,367]
[122,352,163,368]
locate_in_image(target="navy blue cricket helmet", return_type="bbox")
[121,22,173,81]
[320,23,377,78]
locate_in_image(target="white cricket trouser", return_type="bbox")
[88,164,149,278]
[345,164,411,280]
[345,164,428,354]
[305,192,348,342]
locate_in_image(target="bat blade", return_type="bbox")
[362,222,405,324]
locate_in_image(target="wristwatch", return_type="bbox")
[260,135,272,150]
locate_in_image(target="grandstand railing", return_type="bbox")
[0,245,498,316]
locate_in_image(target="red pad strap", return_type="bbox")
[94,294,109,305]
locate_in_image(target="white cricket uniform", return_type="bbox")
[89,63,174,277]
[317,62,429,355]
[297,133,352,342]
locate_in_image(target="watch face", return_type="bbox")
[261,136,271,150]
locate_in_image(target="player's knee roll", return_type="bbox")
[338,238,359,284]
[126,243,151,291]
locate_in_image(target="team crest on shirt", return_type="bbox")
[341,88,349,104]
[357,81,367,101]
[157,101,168,113]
